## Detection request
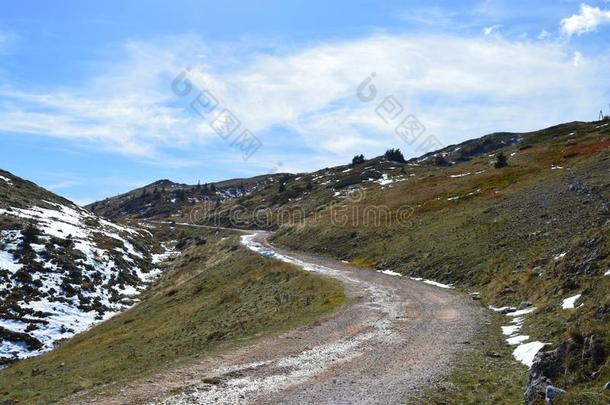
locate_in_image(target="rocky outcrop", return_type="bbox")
[525,333,608,404]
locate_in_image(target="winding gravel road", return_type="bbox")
[82,231,482,405]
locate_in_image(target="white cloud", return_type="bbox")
[538,29,550,40]
[573,51,584,66]
[483,24,502,36]
[560,4,610,37]
[0,33,609,169]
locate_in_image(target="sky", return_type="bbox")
[1,0,610,204]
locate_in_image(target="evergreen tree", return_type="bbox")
[494,152,508,168]
[22,224,40,245]
[434,155,450,167]
[384,148,406,163]
[351,154,365,166]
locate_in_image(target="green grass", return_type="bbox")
[270,122,610,400]
[0,227,346,404]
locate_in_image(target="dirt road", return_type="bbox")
[82,231,482,405]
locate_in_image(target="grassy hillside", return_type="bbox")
[270,120,610,402]
[80,119,610,402]
[0,225,345,404]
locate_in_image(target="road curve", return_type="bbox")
[81,231,483,405]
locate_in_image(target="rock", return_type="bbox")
[500,286,515,295]
[518,301,531,310]
[485,351,503,358]
[201,377,222,385]
[545,386,566,404]
[604,381,610,390]
[469,292,481,300]
[524,343,568,405]
[524,376,549,405]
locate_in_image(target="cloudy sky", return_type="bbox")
[1,0,610,204]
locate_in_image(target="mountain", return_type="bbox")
[85,119,610,402]
[86,173,291,220]
[0,170,165,365]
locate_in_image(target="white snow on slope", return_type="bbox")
[376,174,394,186]
[378,269,402,277]
[409,277,454,289]
[506,307,536,317]
[0,176,12,185]
[507,335,529,346]
[604,269,610,276]
[513,341,546,367]
[502,319,523,336]
[561,294,582,309]
[491,303,546,368]
[377,270,455,289]
[489,305,517,313]
[0,202,170,362]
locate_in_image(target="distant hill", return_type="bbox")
[86,173,292,220]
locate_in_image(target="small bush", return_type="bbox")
[351,154,365,166]
[384,148,406,163]
[494,152,508,168]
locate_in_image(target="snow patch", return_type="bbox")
[513,341,547,368]
[378,270,402,277]
[507,335,529,346]
[376,174,394,186]
[561,294,582,309]
[0,176,13,185]
[506,307,536,317]
[409,277,453,289]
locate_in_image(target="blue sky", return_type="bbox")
[1,0,610,204]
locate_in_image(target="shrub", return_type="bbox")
[494,152,508,168]
[351,154,365,166]
[384,148,406,163]
[435,155,450,167]
[21,224,40,245]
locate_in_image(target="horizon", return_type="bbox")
[1,1,610,204]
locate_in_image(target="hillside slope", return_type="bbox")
[0,225,345,404]
[86,174,291,220]
[271,120,610,403]
[89,119,610,403]
[0,170,161,365]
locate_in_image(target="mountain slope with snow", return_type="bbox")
[0,169,161,364]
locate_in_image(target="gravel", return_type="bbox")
[80,231,483,405]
